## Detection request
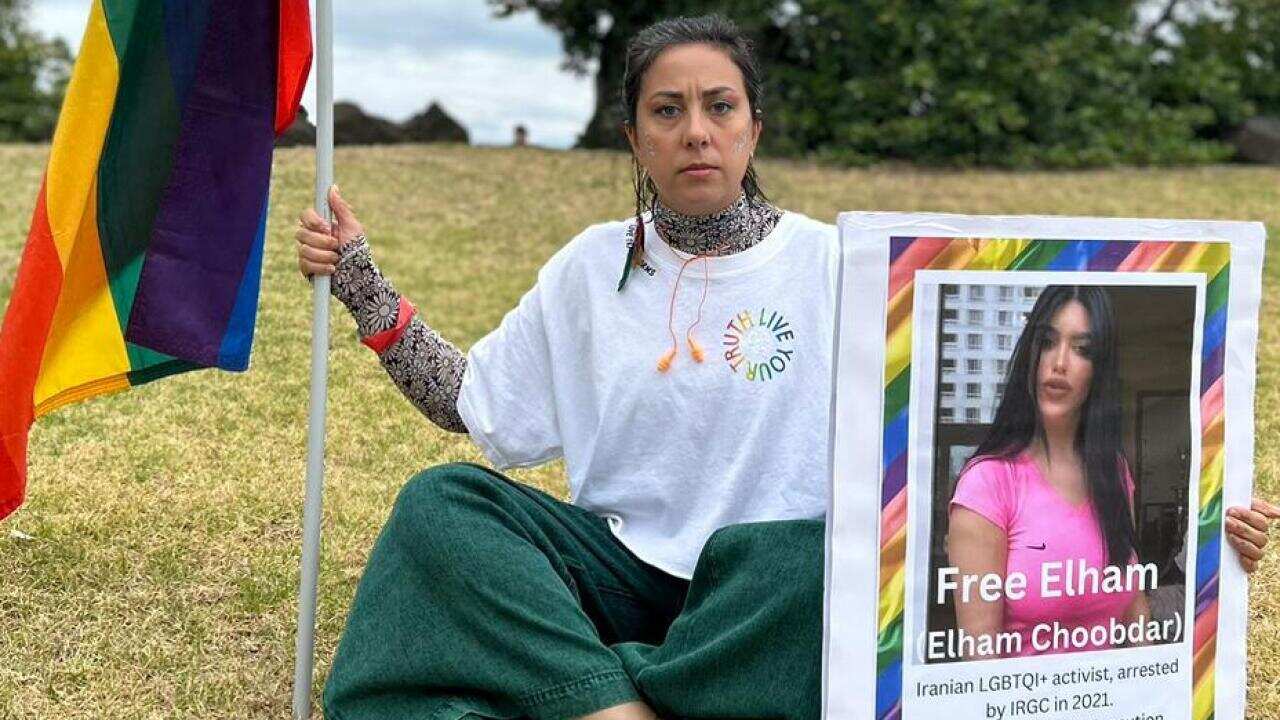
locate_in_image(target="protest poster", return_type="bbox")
[824,214,1266,720]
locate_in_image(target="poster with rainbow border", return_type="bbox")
[823,214,1265,720]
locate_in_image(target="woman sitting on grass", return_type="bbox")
[294,15,1278,720]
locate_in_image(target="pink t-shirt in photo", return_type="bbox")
[950,452,1138,657]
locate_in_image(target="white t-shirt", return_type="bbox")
[457,211,839,578]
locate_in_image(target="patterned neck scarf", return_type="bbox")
[652,192,783,257]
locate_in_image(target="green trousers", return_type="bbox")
[323,463,824,720]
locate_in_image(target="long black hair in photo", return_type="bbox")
[970,285,1134,566]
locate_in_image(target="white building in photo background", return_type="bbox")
[938,284,1042,424]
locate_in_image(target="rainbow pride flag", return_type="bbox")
[873,237,1230,720]
[0,1,312,519]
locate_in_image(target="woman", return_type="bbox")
[295,16,1275,720]
[947,286,1273,660]
[302,16,830,720]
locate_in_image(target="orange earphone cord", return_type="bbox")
[658,247,720,372]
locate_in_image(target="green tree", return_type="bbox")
[0,0,72,142]
[494,1,1265,166]
[1153,0,1280,131]
[487,1,782,149]
[762,0,1242,166]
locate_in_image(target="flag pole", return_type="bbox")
[293,0,333,715]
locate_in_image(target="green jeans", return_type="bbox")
[323,463,824,720]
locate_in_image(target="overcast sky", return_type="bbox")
[29,0,596,148]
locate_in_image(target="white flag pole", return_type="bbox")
[292,0,333,716]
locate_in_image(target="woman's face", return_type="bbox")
[625,43,761,216]
[1035,299,1095,427]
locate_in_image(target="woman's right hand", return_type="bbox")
[296,185,365,278]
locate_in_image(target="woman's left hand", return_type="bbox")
[1225,498,1280,573]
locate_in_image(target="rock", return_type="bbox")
[1231,116,1280,164]
[334,101,404,145]
[400,102,469,144]
[275,106,316,147]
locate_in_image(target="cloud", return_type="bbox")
[27,0,595,148]
[29,0,90,49]
[307,43,595,148]
[331,0,566,60]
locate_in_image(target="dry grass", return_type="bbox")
[1,144,1278,718]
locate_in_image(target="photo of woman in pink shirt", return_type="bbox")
[944,285,1273,660]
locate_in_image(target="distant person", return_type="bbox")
[514,123,528,146]
[293,15,1277,720]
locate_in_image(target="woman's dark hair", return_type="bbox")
[620,14,770,226]
[969,285,1134,566]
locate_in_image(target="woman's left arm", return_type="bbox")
[1225,498,1280,573]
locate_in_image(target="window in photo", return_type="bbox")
[999,286,1013,301]
[943,285,959,297]
[941,358,956,372]
[943,332,957,347]
[966,359,982,374]
[942,309,958,322]
[966,383,981,399]
[964,407,979,422]
[969,286,984,300]
[967,309,983,325]
[998,310,1012,326]
[940,382,955,398]
[997,335,1012,350]
[939,407,954,422]
[967,334,982,350]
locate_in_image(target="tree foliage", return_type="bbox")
[761,0,1239,166]
[493,0,1277,167]
[488,1,781,149]
[0,0,71,142]
[1157,0,1280,129]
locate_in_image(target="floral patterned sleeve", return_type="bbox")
[331,236,468,433]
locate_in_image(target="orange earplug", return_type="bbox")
[688,338,705,363]
[657,347,677,373]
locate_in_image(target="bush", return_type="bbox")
[758,1,1244,167]
[0,0,72,142]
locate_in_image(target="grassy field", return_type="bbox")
[1,143,1279,718]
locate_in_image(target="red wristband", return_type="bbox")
[361,296,415,355]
